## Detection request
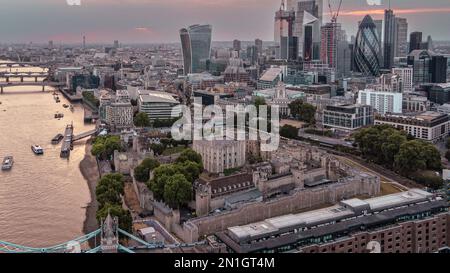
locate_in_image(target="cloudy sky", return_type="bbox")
[0,0,450,43]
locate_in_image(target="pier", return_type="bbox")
[60,124,98,158]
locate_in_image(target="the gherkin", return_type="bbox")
[353,15,381,77]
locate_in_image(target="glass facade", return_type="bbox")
[354,15,381,77]
[179,28,191,75]
[179,24,212,75]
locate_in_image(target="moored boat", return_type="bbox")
[51,134,64,145]
[31,145,44,155]
[2,156,14,171]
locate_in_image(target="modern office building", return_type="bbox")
[357,89,403,114]
[431,55,448,83]
[392,67,413,92]
[395,18,408,57]
[255,39,263,55]
[257,67,284,89]
[374,111,450,143]
[216,189,449,253]
[323,104,374,131]
[179,24,212,75]
[138,91,181,121]
[428,83,450,104]
[353,15,381,77]
[384,9,396,69]
[409,32,423,53]
[320,22,341,69]
[408,50,448,84]
[233,39,241,52]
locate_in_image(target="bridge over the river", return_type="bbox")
[0,214,205,253]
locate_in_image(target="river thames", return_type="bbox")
[0,64,93,247]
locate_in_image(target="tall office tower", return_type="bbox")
[394,18,408,57]
[409,32,423,53]
[83,35,86,49]
[275,4,298,61]
[427,35,434,51]
[255,39,263,55]
[320,22,341,69]
[336,40,352,78]
[179,24,213,75]
[384,9,396,69]
[233,39,241,52]
[362,19,382,66]
[247,46,258,65]
[431,55,448,83]
[114,40,119,49]
[407,50,447,84]
[48,40,54,49]
[293,0,323,59]
[353,15,381,77]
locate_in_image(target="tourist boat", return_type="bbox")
[51,134,64,145]
[1,156,14,171]
[31,145,44,155]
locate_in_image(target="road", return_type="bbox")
[298,130,354,148]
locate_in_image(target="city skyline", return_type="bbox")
[1,0,450,43]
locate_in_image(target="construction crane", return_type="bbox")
[328,0,343,23]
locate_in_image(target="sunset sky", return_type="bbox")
[0,0,450,43]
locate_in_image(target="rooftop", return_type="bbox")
[226,189,433,241]
[139,91,179,104]
[259,67,282,82]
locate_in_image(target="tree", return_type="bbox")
[445,150,450,162]
[91,142,106,158]
[380,131,407,167]
[176,160,202,183]
[289,99,316,124]
[150,143,165,156]
[96,203,132,233]
[95,174,125,209]
[134,112,150,127]
[148,164,181,200]
[134,158,160,182]
[280,125,298,139]
[91,135,122,159]
[394,140,428,176]
[104,136,122,157]
[176,149,203,166]
[254,97,266,109]
[163,174,193,209]
[411,171,444,190]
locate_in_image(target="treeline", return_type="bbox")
[353,125,443,189]
[95,174,132,232]
[133,149,203,210]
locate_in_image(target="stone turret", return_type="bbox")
[101,213,119,253]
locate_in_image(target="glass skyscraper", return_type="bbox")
[384,9,396,69]
[353,15,381,77]
[179,24,212,75]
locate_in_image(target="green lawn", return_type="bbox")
[162,146,186,156]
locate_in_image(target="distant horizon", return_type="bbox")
[1,0,450,43]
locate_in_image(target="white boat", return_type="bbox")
[31,145,44,155]
[2,156,14,171]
